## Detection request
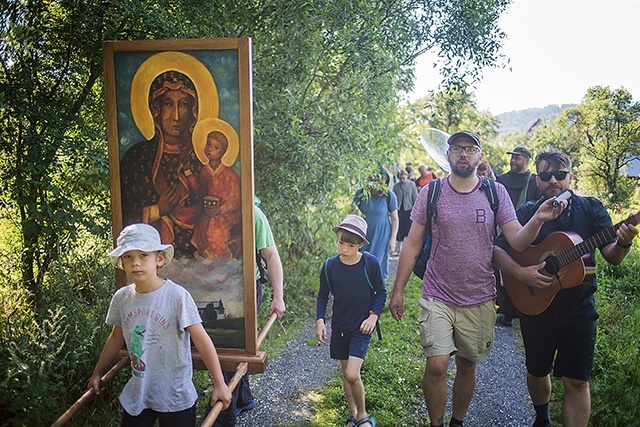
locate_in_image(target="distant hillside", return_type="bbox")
[496,104,576,134]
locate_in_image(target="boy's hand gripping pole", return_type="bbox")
[201,312,278,427]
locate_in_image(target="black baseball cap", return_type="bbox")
[447,130,481,147]
[506,146,532,159]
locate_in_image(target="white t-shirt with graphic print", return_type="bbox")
[106,279,202,416]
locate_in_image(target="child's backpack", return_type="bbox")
[412,177,500,279]
[322,255,383,340]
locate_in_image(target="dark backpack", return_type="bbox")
[322,255,383,339]
[256,249,268,284]
[412,177,500,279]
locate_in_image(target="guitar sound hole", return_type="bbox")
[543,256,560,275]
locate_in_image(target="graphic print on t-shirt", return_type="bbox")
[476,208,488,224]
[131,325,147,377]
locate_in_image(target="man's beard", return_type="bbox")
[541,184,564,199]
[510,162,526,173]
[449,157,480,178]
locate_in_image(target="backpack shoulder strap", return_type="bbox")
[361,253,376,292]
[480,177,500,232]
[361,252,383,340]
[419,178,441,251]
[427,178,442,224]
[363,261,373,290]
[481,177,499,213]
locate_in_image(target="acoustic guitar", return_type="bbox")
[503,211,639,316]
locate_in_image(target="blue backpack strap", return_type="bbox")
[361,253,383,340]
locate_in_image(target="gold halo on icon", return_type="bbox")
[130,52,219,140]
[192,118,240,167]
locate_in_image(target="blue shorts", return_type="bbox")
[330,330,371,360]
[520,311,596,381]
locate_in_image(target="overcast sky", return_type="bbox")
[409,0,640,115]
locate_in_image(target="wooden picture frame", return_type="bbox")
[103,38,266,371]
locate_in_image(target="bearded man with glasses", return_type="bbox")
[390,132,564,427]
[493,150,638,427]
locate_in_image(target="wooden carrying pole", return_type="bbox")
[201,312,278,427]
[51,355,130,427]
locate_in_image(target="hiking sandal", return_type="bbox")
[355,415,376,427]
[345,415,358,427]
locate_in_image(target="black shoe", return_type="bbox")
[496,313,514,327]
[532,419,551,427]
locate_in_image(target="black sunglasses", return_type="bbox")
[538,171,569,182]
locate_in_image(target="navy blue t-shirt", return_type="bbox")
[316,252,386,334]
[495,195,613,322]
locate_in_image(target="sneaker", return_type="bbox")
[496,313,514,327]
[235,398,256,417]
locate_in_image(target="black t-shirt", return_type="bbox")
[496,171,541,208]
[495,195,614,323]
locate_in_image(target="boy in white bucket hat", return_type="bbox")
[89,223,231,425]
[316,214,386,427]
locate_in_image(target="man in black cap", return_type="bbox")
[495,146,541,326]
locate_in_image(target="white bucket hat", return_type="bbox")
[332,214,369,244]
[108,223,174,268]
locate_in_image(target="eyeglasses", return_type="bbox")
[449,145,480,155]
[538,171,570,181]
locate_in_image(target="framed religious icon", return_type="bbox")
[103,39,266,371]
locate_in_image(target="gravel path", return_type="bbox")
[235,257,534,426]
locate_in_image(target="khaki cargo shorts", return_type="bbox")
[418,297,495,363]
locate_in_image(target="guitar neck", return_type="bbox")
[555,214,638,268]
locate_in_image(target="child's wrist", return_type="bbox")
[368,310,379,318]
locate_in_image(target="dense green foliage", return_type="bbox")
[561,87,640,210]
[587,252,640,425]
[0,237,116,426]
[0,1,512,425]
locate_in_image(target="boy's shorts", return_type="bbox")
[520,311,596,381]
[418,297,495,363]
[121,404,196,427]
[330,330,372,360]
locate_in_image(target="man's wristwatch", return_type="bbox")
[617,240,632,249]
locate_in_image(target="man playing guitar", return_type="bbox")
[493,150,638,427]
